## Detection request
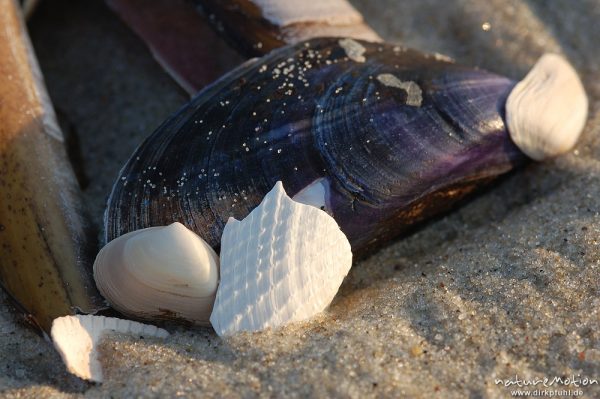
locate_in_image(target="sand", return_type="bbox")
[1,0,599,397]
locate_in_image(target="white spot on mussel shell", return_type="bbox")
[51,315,169,382]
[339,38,366,63]
[506,53,588,161]
[376,73,423,107]
[93,222,219,324]
[210,181,352,336]
[292,177,330,210]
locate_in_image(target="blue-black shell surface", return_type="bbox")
[105,38,527,256]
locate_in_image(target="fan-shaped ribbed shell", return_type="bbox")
[210,181,352,336]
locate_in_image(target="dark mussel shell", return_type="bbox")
[105,38,527,257]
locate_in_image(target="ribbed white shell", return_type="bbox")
[210,181,352,336]
[506,53,588,161]
[93,222,219,324]
[51,315,169,382]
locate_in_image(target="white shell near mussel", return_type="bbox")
[93,222,219,324]
[506,53,588,161]
[51,315,169,382]
[210,181,353,336]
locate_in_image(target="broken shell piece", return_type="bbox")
[506,53,588,161]
[210,181,352,336]
[94,222,219,324]
[51,315,169,382]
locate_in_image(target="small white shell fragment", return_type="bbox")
[210,181,352,336]
[291,177,329,210]
[51,315,169,382]
[93,222,219,324]
[506,53,588,161]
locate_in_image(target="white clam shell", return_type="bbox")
[210,181,352,336]
[93,222,219,324]
[51,315,169,382]
[506,53,588,161]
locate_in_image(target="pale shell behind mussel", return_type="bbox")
[506,53,588,161]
